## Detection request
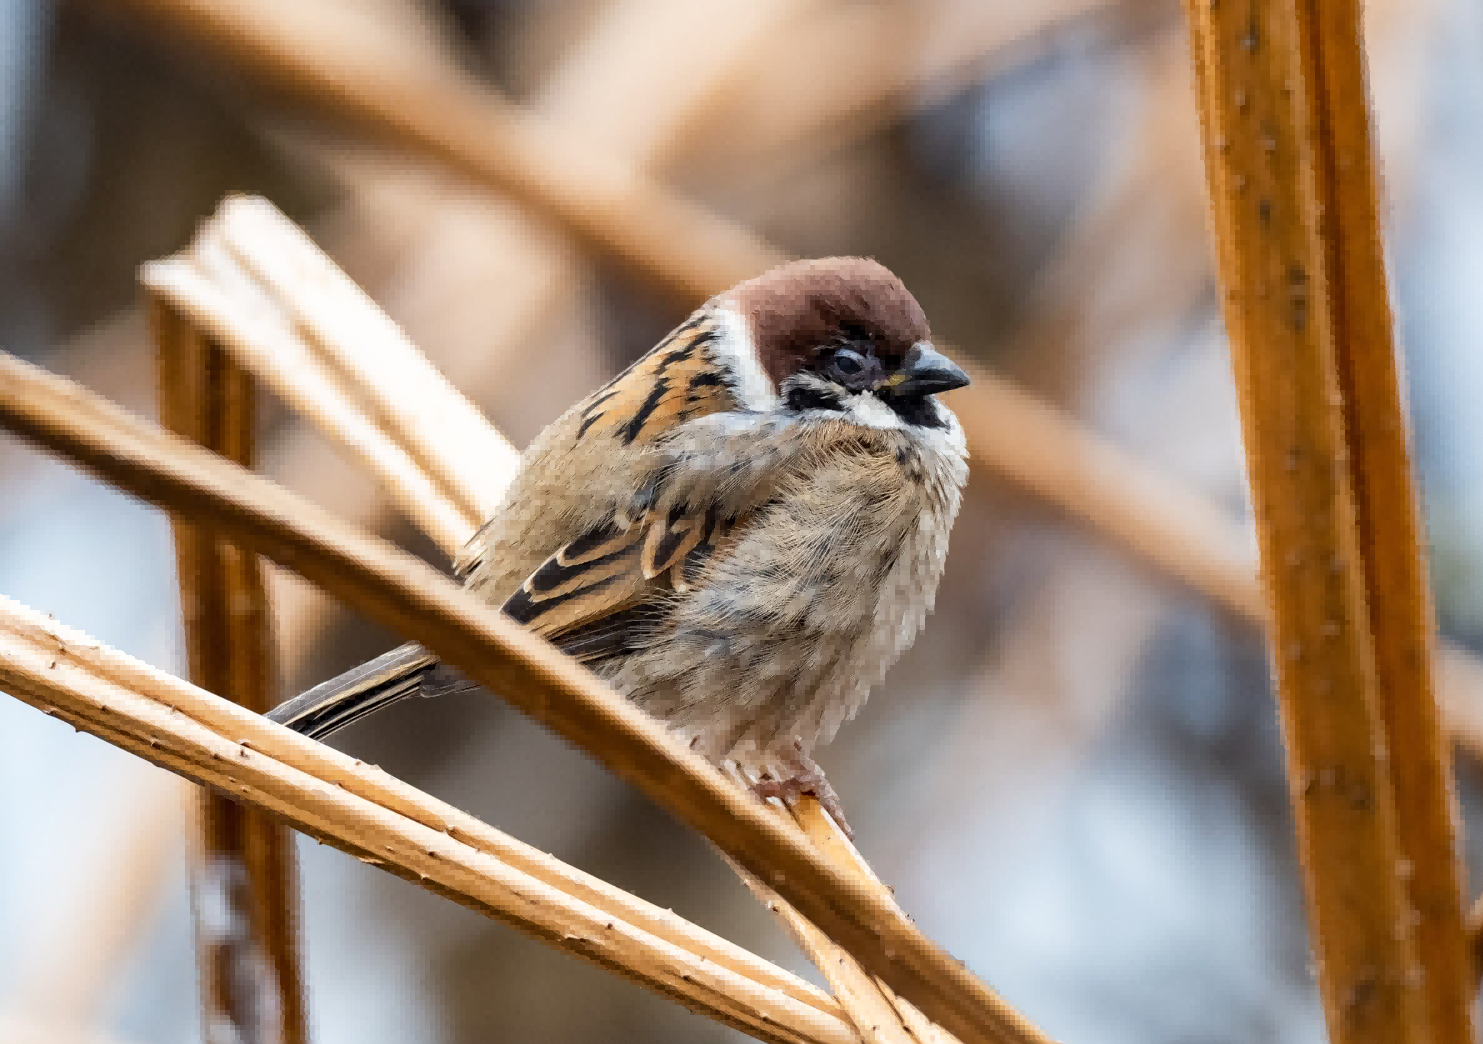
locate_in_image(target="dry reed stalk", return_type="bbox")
[725,768,1029,1044]
[0,593,857,1044]
[1183,1,1468,1041]
[787,799,958,1044]
[0,351,1042,1044]
[721,766,946,1044]
[1294,0,1470,1029]
[727,863,927,1044]
[1291,4,1473,1030]
[153,300,310,1044]
[140,197,500,553]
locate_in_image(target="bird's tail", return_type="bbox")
[266,641,460,741]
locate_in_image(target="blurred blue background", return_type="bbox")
[2,2,1482,1042]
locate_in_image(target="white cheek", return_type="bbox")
[712,306,780,410]
[844,394,909,430]
[927,407,968,456]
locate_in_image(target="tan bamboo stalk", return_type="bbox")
[0,350,1042,1044]
[0,591,846,1026]
[1292,1,1473,1027]
[142,201,492,552]
[721,764,941,1044]
[0,595,854,1044]
[786,800,958,1044]
[1182,1,1466,1040]
[154,300,310,1044]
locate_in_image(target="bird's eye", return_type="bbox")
[830,349,865,376]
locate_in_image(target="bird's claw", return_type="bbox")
[752,768,854,839]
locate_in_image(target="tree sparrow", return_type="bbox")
[268,257,969,836]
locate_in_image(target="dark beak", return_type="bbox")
[890,343,970,396]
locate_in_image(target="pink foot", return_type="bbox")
[752,756,854,839]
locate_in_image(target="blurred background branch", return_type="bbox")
[3,0,1483,1042]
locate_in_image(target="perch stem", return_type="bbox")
[1183,0,1469,1039]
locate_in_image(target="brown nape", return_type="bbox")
[722,257,931,386]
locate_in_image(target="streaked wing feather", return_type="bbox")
[454,315,736,587]
[504,507,738,664]
[641,506,712,579]
[486,313,750,656]
[571,317,734,446]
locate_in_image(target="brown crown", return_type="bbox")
[721,257,930,386]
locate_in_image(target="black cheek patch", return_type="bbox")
[882,392,949,429]
[786,386,845,412]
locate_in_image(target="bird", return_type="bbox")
[267,256,970,836]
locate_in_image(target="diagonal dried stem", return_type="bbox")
[0,593,855,1044]
[141,196,505,553]
[1290,1,1473,1028]
[728,861,922,1044]
[723,762,971,1044]
[722,766,923,1044]
[154,300,310,1044]
[185,195,516,522]
[786,799,962,1044]
[0,350,1043,1044]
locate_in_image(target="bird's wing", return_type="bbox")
[500,505,738,663]
[562,313,738,447]
[486,314,776,664]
